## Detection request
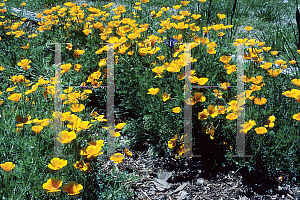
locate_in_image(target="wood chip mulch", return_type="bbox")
[100,147,300,200]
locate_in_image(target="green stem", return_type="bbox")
[23,71,27,118]
[272,76,275,113]
[4,172,8,198]
[206,0,212,26]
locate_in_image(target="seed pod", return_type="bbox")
[231,0,237,25]
[296,8,300,49]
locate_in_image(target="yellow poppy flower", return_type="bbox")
[217,14,226,19]
[73,49,85,58]
[115,123,126,129]
[56,130,77,144]
[21,43,29,49]
[60,63,72,71]
[80,145,103,159]
[83,29,91,35]
[293,113,300,121]
[110,153,124,163]
[43,178,62,193]
[168,134,178,149]
[32,125,43,133]
[218,32,225,37]
[207,48,216,54]
[172,5,182,9]
[254,97,267,105]
[262,47,271,52]
[147,88,160,95]
[255,127,267,134]
[88,140,105,147]
[271,51,279,55]
[152,66,164,74]
[48,158,67,170]
[162,92,171,102]
[172,107,182,113]
[226,113,238,120]
[8,93,22,102]
[244,26,253,31]
[207,42,217,48]
[181,1,190,6]
[70,104,85,112]
[220,55,232,64]
[18,59,31,70]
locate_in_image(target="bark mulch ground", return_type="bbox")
[100,147,300,200]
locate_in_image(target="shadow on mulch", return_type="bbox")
[143,149,297,198]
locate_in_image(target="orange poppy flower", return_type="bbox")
[124,148,133,156]
[62,182,83,195]
[198,109,209,120]
[0,162,15,172]
[74,160,91,172]
[168,134,178,149]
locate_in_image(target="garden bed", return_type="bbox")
[1,0,300,199]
